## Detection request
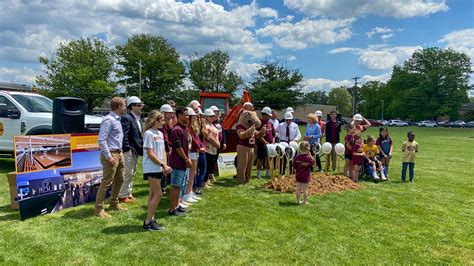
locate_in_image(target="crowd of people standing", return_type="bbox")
[95,97,419,229]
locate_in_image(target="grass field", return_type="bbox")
[0,126,473,264]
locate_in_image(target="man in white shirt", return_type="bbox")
[278,112,301,143]
[277,112,301,175]
[269,109,280,142]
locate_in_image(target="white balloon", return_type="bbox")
[335,143,345,155]
[266,144,277,158]
[322,142,333,154]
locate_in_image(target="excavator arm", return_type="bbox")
[222,90,252,130]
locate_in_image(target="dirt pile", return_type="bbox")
[266,173,361,195]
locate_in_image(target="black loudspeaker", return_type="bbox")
[52,97,85,134]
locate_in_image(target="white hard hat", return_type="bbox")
[204,108,215,116]
[286,107,294,113]
[243,102,253,107]
[187,107,197,116]
[126,96,142,106]
[261,107,272,116]
[160,104,174,113]
[315,110,322,117]
[353,114,363,121]
[284,112,293,120]
[197,108,204,115]
[190,100,201,107]
[210,105,219,111]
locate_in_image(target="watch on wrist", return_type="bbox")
[160,163,165,168]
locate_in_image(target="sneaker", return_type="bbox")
[190,192,201,200]
[184,196,198,203]
[381,174,387,181]
[143,220,164,231]
[168,210,185,217]
[410,180,415,183]
[177,206,192,213]
[180,201,191,207]
[373,174,380,180]
[194,190,202,196]
[95,209,111,218]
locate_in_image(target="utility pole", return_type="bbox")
[380,100,385,120]
[138,60,143,99]
[352,76,360,116]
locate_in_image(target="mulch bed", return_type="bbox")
[265,173,361,195]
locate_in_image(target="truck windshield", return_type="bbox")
[11,94,53,112]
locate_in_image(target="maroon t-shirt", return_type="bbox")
[190,131,204,153]
[293,154,315,183]
[169,123,190,170]
[159,123,173,153]
[257,120,275,144]
[344,134,354,155]
[352,143,364,165]
[236,124,255,147]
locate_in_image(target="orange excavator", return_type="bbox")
[199,90,252,152]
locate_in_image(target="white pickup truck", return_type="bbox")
[0,85,103,156]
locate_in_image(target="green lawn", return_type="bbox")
[0,127,473,264]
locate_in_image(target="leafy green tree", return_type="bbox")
[249,61,304,109]
[173,88,201,107]
[304,91,328,105]
[328,86,352,116]
[188,49,243,98]
[36,38,115,113]
[385,47,472,120]
[116,34,185,110]
[360,81,386,119]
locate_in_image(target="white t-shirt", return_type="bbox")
[142,128,165,173]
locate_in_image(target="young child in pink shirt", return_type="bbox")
[293,141,315,204]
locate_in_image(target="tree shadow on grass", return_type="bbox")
[101,224,147,235]
[0,204,20,221]
[278,201,300,207]
[62,207,95,220]
[212,178,240,188]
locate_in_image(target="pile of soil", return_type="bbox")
[265,173,361,195]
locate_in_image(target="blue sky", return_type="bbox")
[0,0,473,92]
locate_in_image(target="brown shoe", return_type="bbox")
[128,196,136,202]
[109,204,127,211]
[119,197,134,203]
[95,209,111,218]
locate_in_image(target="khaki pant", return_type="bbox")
[236,144,254,183]
[325,143,337,171]
[119,150,138,198]
[95,152,124,213]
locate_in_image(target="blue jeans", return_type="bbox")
[401,162,415,181]
[170,169,189,198]
[193,152,207,189]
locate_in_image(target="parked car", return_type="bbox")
[417,120,438,127]
[444,121,465,128]
[438,120,448,126]
[377,120,388,126]
[388,119,408,127]
[367,119,383,126]
[465,121,474,128]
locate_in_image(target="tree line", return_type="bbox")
[36,34,472,120]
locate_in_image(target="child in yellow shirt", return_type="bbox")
[363,135,386,181]
[402,131,419,182]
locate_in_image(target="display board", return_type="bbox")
[217,152,237,177]
[15,133,102,220]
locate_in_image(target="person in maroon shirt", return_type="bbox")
[159,104,175,193]
[351,134,364,182]
[325,111,342,172]
[168,107,192,216]
[344,123,356,177]
[293,141,315,204]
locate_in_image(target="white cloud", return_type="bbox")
[257,18,355,50]
[283,0,448,18]
[0,0,277,85]
[301,73,391,93]
[439,28,474,59]
[330,45,422,70]
[367,27,393,38]
[381,34,395,41]
[0,67,39,85]
[227,61,261,81]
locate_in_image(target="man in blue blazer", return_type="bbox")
[119,96,144,203]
